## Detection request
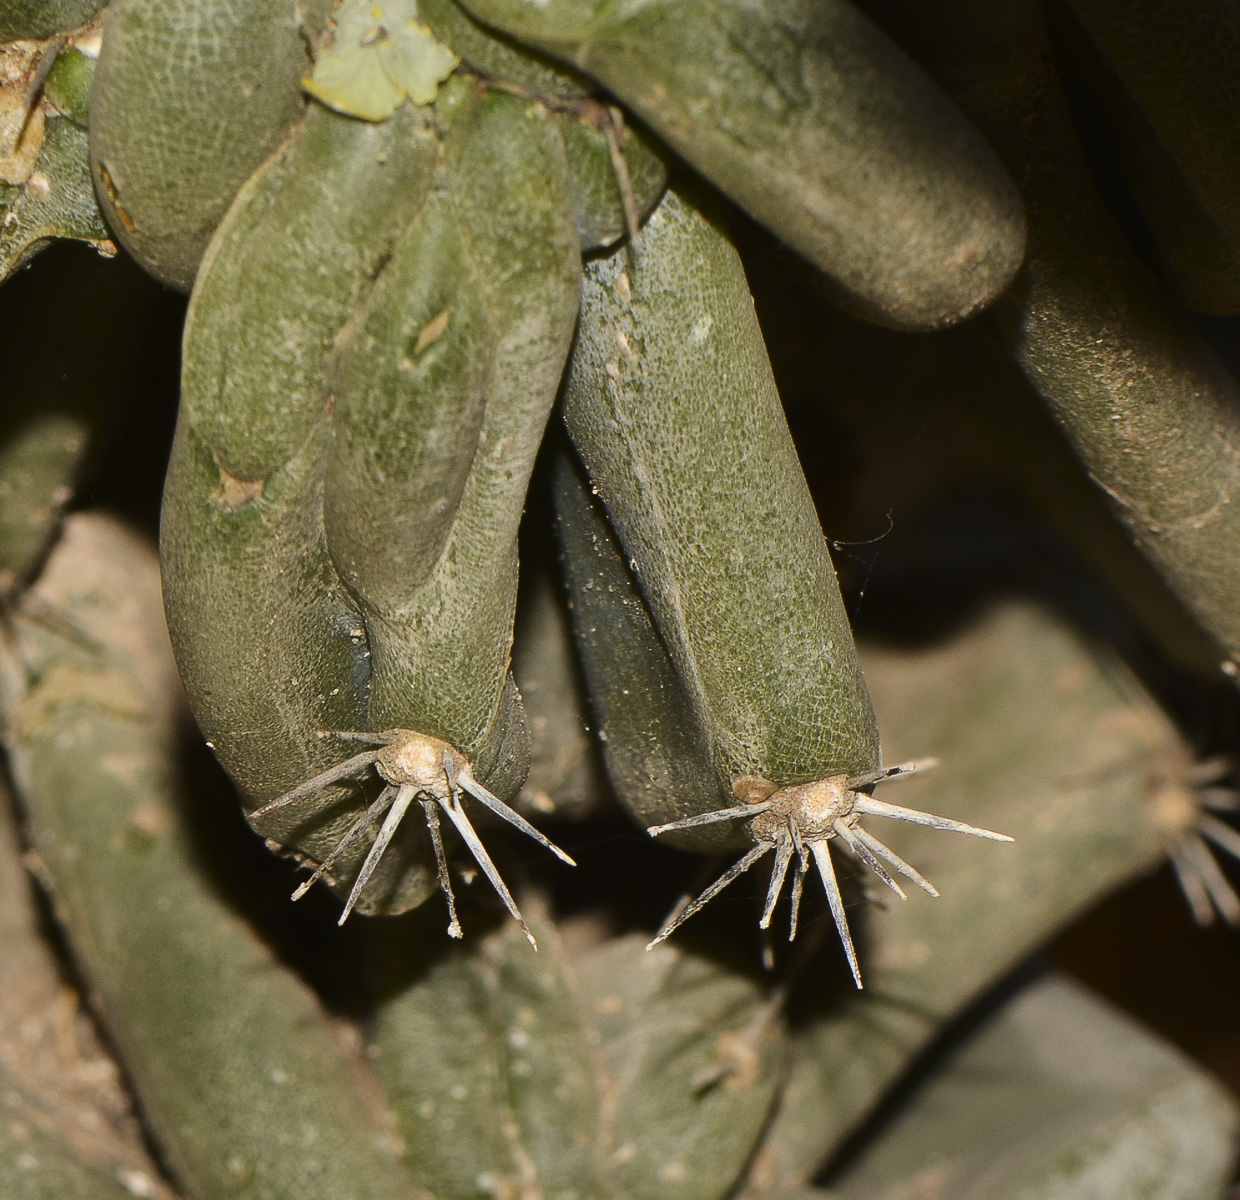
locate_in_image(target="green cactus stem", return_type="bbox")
[860,0,1240,678]
[825,975,1238,1199]
[0,781,172,1199]
[370,895,785,1200]
[2,514,435,1200]
[451,0,1027,330]
[89,0,334,290]
[749,599,1193,1190]
[163,101,441,914]
[0,1,105,41]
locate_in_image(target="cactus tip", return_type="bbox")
[646,762,1011,986]
[263,730,573,942]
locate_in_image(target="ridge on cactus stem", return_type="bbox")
[252,729,575,947]
[646,759,1013,988]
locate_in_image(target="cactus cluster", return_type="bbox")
[1,0,1240,1198]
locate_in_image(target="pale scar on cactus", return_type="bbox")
[251,729,575,947]
[646,760,1012,987]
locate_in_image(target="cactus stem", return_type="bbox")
[645,762,1012,987]
[253,729,575,943]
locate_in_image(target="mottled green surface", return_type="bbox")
[2,515,433,1200]
[182,103,439,480]
[420,0,592,97]
[165,85,581,914]
[0,0,104,39]
[564,187,878,831]
[557,110,666,251]
[44,46,93,128]
[90,0,333,290]
[553,445,725,847]
[0,116,108,281]
[747,601,1179,1190]
[418,0,667,250]
[0,759,168,1197]
[163,103,441,914]
[349,90,580,786]
[455,0,1026,330]
[861,0,1240,674]
[829,976,1238,1200]
[372,901,784,1200]
[0,1121,139,1200]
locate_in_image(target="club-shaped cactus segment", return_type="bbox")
[646,761,1012,987]
[250,730,576,947]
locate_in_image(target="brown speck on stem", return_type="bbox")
[413,307,450,354]
[214,465,264,511]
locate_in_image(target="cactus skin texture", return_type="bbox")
[2,515,435,1200]
[89,0,333,291]
[166,78,581,923]
[746,599,1209,1191]
[451,0,1027,330]
[0,780,171,1199]
[417,0,669,252]
[4,0,1235,1193]
[560,188,1012,984]
[370,896,785,1200]
[0,0,105,39]
[822,976,1239,1200]
[553,442,722,843]
[564,187,880,806]
[859,0,1240,679]
[0,35,112,283]
[162,101,442,915]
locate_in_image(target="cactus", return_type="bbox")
[1,0,1240,1198]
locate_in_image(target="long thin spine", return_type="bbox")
[852,796,1013,841]
[439,787,537,949]
[251,749,382,819]
[420,799,462,939]
[1182,832,1240,924]
[647,803,770,837]
[291,784,398,901]
[833,821,906,900]
[846,759,938,789]
[760,835,794,929]
[456,768,576,865]
[787,847,808,942]
[340,784,417,924]
[1197,813,1240,862]
[1168,841,1216,926]
[645,845,771,950]
[809,841,861,989]
[852,826,940,897]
